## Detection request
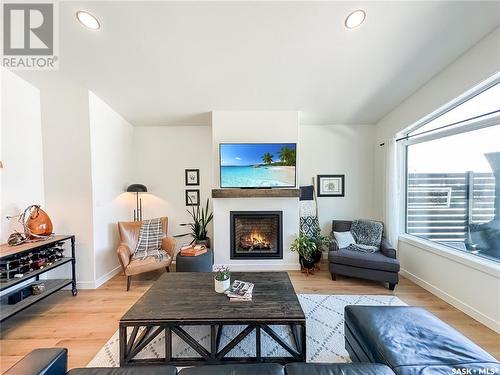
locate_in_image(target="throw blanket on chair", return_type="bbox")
[133,218,167,261]
[347,219,383,253]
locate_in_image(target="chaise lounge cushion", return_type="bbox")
[345,306,500,375]
[178,363,284,375]
[285,363,395,375]
[329,248,400,272]
[68,367,175,375]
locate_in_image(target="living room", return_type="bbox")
[1,1,499,374]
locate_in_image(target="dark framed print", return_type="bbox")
[317,175,345,197]
[185,189,200,206]
[185,169,200,186]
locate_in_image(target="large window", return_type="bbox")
[405,80,500,263]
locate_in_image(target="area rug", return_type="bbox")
[87,294,406,367]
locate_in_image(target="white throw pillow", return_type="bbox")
[333,231,356,249]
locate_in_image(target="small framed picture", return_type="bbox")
[317,175,345,197]
[185,189,200,206]
[185,169,200,186]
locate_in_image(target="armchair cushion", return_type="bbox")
[125,254,171,276]
[329,248,400,273]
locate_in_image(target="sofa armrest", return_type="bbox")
[117,243,131,269]
[4,348,67,375]
[380,237,397,259]
[329,237,339,252]
[162,236,177,258]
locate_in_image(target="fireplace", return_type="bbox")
[230,211,283,259]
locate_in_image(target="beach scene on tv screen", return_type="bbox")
[220,143,296,187]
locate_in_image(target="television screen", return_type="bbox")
[220,143,297,188]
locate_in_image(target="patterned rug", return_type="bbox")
[88,294,406,367]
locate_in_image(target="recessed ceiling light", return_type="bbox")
[345,9,366,29]
[76,11,100,30]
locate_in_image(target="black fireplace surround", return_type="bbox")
[230,211,283,259]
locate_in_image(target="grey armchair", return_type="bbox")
[329,220,400,290]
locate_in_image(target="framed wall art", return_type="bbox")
[317,174,345,197]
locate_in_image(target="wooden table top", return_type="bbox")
[120,272,305,323]
[0,235,74,259]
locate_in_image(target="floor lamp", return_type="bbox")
[126,184,148,221]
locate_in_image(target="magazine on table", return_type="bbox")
[225,280,254,301]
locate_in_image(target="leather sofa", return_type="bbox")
[329,220,400,290]
[4,349,395,375]
[6,306,499,375]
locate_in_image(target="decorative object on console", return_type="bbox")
[317,175,345,197]
[176,198,213,247]
[213,265,231,293]
[126,183,148,221]
[6,205,53,246]
[185,169,200,186]
[185,189,200,206]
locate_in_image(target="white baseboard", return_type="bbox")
[94,265,122,289]
[76,265,122,289]
[216,263,300,271]
[400,269,500,333]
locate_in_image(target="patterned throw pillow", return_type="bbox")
[351,219,383,248]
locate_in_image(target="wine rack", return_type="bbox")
[0,235,76,322]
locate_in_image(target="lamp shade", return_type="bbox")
[126,184,148,193]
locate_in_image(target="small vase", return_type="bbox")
[214,276,230,293]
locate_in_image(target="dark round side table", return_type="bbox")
[175,248,214,272]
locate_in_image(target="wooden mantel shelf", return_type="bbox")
[212,188,300,198]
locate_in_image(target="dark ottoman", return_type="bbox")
[176,248,213,272]
[344,306,500,375]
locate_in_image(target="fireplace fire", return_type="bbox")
[240,231,271,250]
[230,211,283,259]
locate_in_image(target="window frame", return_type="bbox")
[400,73,500,263]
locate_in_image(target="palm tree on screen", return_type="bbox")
[262,153,273,165]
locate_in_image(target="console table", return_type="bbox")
[0,235,77,322]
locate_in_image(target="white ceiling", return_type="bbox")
[22,1,500,126]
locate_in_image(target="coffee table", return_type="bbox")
[119,272,306,366]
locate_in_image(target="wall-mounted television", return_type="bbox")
[220,143,297,188]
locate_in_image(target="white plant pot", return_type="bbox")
[214,277,230,293]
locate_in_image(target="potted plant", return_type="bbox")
[290,234,317,273]
[311,234,332,266]
[214,265,231,293]
[177,198,213,248]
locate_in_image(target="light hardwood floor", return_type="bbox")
[1,265,498,373]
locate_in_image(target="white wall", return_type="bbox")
[132,126,213,247]
[211,111,300,270]
[374,27,500,332]
[38,79,95,288]
[299,125,375,235]
[89,92,134,287]
[0,68,44,242]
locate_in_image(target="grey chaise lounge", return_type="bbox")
[329,220,400,290]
